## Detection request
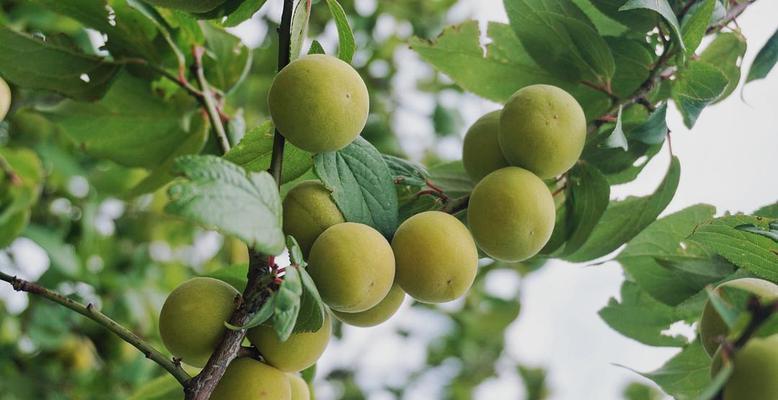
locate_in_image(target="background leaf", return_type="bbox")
[746,28,778,83]
[671,61,728,128]
[325,0,356,63]
[224,122,312,183]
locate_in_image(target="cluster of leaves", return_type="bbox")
[0,0,777,399]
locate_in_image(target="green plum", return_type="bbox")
[247,313,331,372]
[307,223,395,312]
[711,335,778,400]
[158,277,238,367]
[282,180,345,256]
[467,167,556,261]
[332,284,405,327]
[499,84,586,178]
[287,373,311,400]
[268,54,369,153]
[699,277,778,356]
[211,358,291,400]
[392,211,478,303]
[0,76,10,120]
[142,0,225,13]
[462,110,509,182]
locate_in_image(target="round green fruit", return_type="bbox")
[332,283,405,327]
[467,167,556,262]
[308,223,395,312]
[282,180,345,256]
[247,313,331,372]
[499,84,586,178]
[211,358,291,400]
[700,277,778,356]
[268,54,369,153]
[158,277,238,367]
[392,211,478,303]
[711,335,778,400]
[287,373,311,400]
[462,110,509,182]
[0,76,11,121]
[142,0,225,13]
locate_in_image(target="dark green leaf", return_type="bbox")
[325,0,356,63]
[166,155,285,255]
[562,162,610,255]
[681,0,716,55]
[735,223,778,242]
[620,0,686,57]
[698,362,733,400]
[0,27,120,101]
[607,37,655,97]
[565,157,680,263]
[206,263,249,292]
[746,28,778,83]
[313,137,399,238]
[671,61,728,128]
[700,32,747,102]
[272,266,303,341]
[308,40,325,55]
[636,341,711,400]
[629,103,668,144]
[226,292,275,331]
[293,267,325,333]
[223,0,270,27]
[224,121,312,183]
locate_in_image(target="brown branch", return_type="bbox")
[442,195,469,215]
[707,0,755,34]
[0,271,191,384]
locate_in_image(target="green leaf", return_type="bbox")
[700,32,747,102]
[629,103,668,144]
[680,0,716,55]
[206,263,248,292]
[607,37,655,97]
[689,215,778,282]
[504,0,615,83]
[224,121,312,183]
[427,161,474,199]
[565,156,681,263]
[325,0,356,63]
[736,223,778,242]
[226,292,275,331]
[23,225,82,277]
[754,202,778,218]
[618,204,720,305]
[562,162,611,255]
[308,40,325,55]
[620,0,686,57]
[698,362,733,400]
[383,154,429,188]
[623,382,663,400]
[589,0,658,32]
[0,27,120,101]
[223,0,270,27]
[599,281,689,346]
[636,341,711,400]
[746,28,778,83]
[45,73,202,168]
[671,61,728,128]
[705,286,742,329]
[127,374,182,400]
[293,266,325,333]
[313,137,399,238]
[166,155,285,255]
[411,21,559,102]
[286,235,306,267]
[272,266,303,341]
[0,147,43,247]
[290,0,311,61]
[603,106,628,150]
[201,23,252,93]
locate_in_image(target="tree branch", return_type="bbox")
[0,270,191,384]
[192,46,232,155]
[707,0,755,34]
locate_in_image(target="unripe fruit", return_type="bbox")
[710,335,778,400]
[467,167,555,261]
[268,54,369,153]
[247,313,331,372]
[333,283,405,327]
[142,0,225,13]
[499,84,586,178]
[287,373,311,400]
[462,110,509,182]
[308,223,395,312]
[283,180,345,256]
[699,278,778,356]
[392,211,478,303]
[211,358,291,400]
[0,76,11,120]
[158,277,238,367]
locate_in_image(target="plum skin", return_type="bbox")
[462,110,509,182]
[247,312,332,372]
[282,180,345,256]
[210,358,292,400]
[332,283,405,327]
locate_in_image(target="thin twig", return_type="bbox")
[707,0,755,34]
[0,271,191,384]
[117,58,203,98]
[442,195,469,214]
[192,46,232,154]
[0,154,21,186]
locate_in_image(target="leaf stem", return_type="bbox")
[0,270,191,384]
[192,46,232,154]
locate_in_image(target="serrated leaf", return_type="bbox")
[313,137,399,238]
[0,27,120,101]
[286,235,306,267]
[505,0,615,84]
[603,106,628,150]
[689,215,778,282]
[599,281,689,346]
[746,28,778,84]
[671,61,728,128]
[562,162,611,255]
[680,0,716,55]
[272,266,303,341]
[325,0,356,63]
[223,0,270,27]
[290,0,311,61]
[166,155,284,255]
[629,103,668,144]
[700,32,747,102]
[565,157,681,263]
[224,121,312,182]
[411,21,560,102]
[735,223,778,242]
[754,202,778,218]
[383,154,429,187]
[636,341,711,400]
[607,37,655,97]
[226,292,275,331]
[620,0,686,58]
